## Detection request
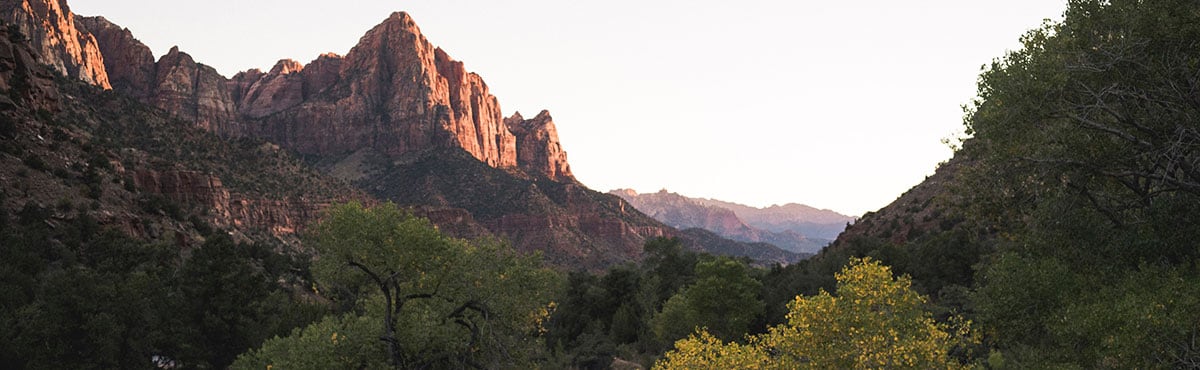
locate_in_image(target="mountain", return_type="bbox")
[611,189,850,254]
[1,0,802,269]
[691,198,854,241]
[73,11,570,180]
[0,20,366,249]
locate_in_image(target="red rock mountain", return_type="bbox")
[76,11,567,179]
[505,110,574,182]
[0,18,365,248]
[3,0,803,268]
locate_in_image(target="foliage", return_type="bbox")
[237,202,559,369]
[232,309,389,370]
[653,331,770,369]
[652,256,763,344]
[0,204,317,369]
[655,258,975,369]
[958,0,1200,367]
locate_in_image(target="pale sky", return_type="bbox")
[69,1,1065,216]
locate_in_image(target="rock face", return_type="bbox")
[235,12,522,169]
[132,169,337,237]
[150,46,238,132]
[506,111,574,182]
[6,5,573,181]
[1,0,107,88]
[75,16,154,99]
[0,20,366,250]
[0,19,59,112]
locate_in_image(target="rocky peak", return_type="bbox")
[505,110,575,182]
[300,52,342,97]
[152,45,237,132]
[232,59,306,118]
[14,4,582,183]
[269,58,303,75]
[1,0,109,88]
[75,15,154,99]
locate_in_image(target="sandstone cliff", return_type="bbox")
[131,169,339,238]
[506,110,574,182]
[0,19,58,112]
[1,17,364,248]
[151,46,239,132]
[7,5,575,181]
[75,16,153,99]
[0,0,107,88]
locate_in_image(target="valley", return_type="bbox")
[3,0,1199,368]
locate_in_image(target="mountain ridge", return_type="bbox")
[611,189,853,254]
[1,0,804,269]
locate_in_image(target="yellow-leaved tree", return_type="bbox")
[655,258,975,369]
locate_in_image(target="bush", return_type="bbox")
[22,155,47,171]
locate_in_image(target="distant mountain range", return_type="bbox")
[610,189,854,254]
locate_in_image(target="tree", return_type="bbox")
[231,310,388,370]
[235,202,559,369]
[168,235,310,368]
[652,257,763,344]
[655,258,973,369]
[964,0,1200,232]
[959,0,1200,366]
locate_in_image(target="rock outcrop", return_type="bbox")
[506,110,574,182]
[1,0,107,88]
[230,59,306,118]
[0,19,59,112]
[150,46,238,132]
[5,5,573,181]
[75,16,154,100]
[132,169,337,237]
[235,12,521,168]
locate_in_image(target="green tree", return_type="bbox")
[655,258,973,369]
[232,308,389,370]
[959,0,1200,366]
[168,235,315,368]
[652,256,764,344]
[235,202,559,369]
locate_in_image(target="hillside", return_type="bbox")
[0,21,365,249]
[796,1,1200,366]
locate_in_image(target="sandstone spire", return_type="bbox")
[506,110,575,182]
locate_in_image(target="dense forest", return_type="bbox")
[3,0,1200,368]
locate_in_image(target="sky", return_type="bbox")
[68,0,1066,216]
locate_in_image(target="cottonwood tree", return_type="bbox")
[234,203,558,369]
